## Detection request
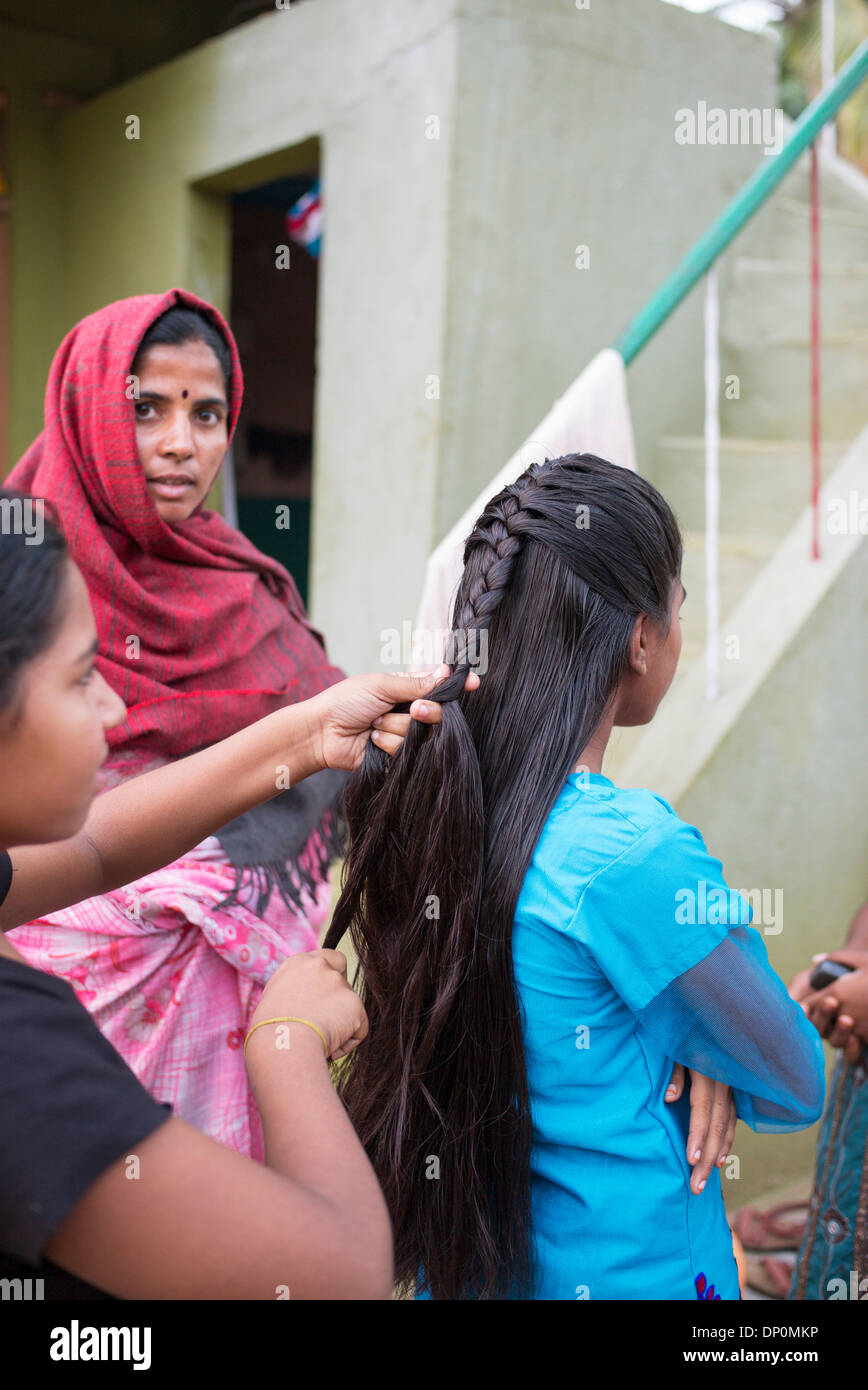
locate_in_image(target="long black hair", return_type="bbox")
[323,452,683,1299]
[0,491,69,721]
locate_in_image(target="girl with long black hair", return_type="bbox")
[324,451,826,1301]
[0,493,459,1297]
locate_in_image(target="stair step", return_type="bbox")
[654,437,849,536]
[767,331,868,347]
[679,531,778,648]
[775,194,868,228]
[732,257,868,275]
[716,339,868,440]
[609,424,868,802]
[778,142,868,209]
[722,258,868,340]
[721,159,868,274]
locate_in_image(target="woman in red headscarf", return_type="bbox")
[6,288,355,1158]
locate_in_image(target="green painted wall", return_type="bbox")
[1,21,116,469]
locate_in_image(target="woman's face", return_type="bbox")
[132,339,230,524]
[0,560,126,848]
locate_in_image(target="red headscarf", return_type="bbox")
[7,288,345,762]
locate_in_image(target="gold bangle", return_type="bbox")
[243,1016,329,1060]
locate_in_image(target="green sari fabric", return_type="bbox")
[790,1052,868,1300]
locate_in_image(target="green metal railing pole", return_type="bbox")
[613,36,868,366]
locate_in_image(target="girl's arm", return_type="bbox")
[638,924,827,1132]
[578,817,827,1133]
[0,667,462,933]
[1,701,319,931]
[45,1063,393,1300]
[43,951,394,1299]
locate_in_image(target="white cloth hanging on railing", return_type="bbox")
[411,348,637,664]
[703,268,721,703]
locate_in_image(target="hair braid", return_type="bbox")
[443,468,544,684]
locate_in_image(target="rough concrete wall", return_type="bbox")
[310,13,458,675]
[435,0,777,543]
[677,538,868,1204]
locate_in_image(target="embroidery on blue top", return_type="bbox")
[695,1272,722,1300]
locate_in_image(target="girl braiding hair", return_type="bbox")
[0,483,463,1300]
[324,452,684,1298]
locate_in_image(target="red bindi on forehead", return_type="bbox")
[181,389,189,399]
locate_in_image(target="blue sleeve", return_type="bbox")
[569,814,826,1132]
[635,925,826,1131]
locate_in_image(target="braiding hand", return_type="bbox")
[370,663,480,754]
[310,663,480,772]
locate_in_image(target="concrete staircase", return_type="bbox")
[608,424,867,799]
[606,144,868,780]
[602,145,868,1209]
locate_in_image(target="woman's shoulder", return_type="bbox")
[529,778,713,937]
[557,774,705,868]
[557,787,744,1009]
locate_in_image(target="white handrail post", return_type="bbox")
[704,267,720,703]
[822,0,837,159]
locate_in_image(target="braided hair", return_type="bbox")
[324,452,683,1299]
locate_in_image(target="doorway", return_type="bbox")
[229,171,319,607]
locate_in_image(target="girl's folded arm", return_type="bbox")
[575,817,827,1135]
[635,925,826,1132]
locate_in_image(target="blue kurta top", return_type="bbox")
[419,772,826,1301]
[510,772,825,1300]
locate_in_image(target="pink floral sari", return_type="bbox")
[10,830,330,1159]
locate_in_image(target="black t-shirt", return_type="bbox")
[0,850,172,1298]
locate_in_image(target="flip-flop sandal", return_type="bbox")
[732,1202,809,1252]
[745,1254,794,1299]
